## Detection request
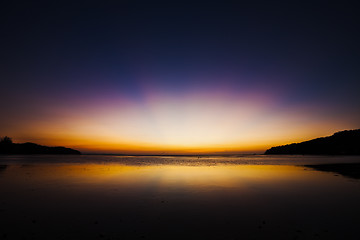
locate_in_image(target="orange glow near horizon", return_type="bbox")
[4,89,358,154]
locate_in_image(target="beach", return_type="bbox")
[0,155,359,240]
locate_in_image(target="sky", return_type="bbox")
[1,1,360,154]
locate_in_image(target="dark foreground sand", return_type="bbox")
[0,156,360,240]
[305,163,360,179]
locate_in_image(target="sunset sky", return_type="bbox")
[1,1,360,154]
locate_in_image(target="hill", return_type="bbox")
[0,137,81,155]
[265,129,360,155]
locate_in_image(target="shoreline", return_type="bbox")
[304,163,360,179]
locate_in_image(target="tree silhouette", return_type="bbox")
[0,136,13,144]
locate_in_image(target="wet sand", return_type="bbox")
[0,156,360,239]
[305,163,360,179]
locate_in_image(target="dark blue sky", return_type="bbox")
[2,2,359,94]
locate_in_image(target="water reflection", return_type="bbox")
[0,163,359,240]
[0,164,333,189]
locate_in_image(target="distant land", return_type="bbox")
[265,129,360,155]
[0,137,81,155]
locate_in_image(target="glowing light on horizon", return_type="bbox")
[7,86,357,154]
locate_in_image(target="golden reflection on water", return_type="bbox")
[3,164,335,191]
[1,163,360,240]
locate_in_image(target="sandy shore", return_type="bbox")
[1,157,360,239]
[305,163,360,179]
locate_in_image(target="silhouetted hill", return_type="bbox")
[265,129,360,155]
[0,138,81,155]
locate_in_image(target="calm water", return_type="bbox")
[0,155,360,239]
